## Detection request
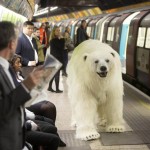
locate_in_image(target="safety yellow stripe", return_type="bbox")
[138,99,150,110]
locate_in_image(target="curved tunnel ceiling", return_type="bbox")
[34,0,150,18]
[0,0,150,19]
[39,0,149,9]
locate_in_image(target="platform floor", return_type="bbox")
[46,75,150,150]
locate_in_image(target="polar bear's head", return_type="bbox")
[83,50,116,78]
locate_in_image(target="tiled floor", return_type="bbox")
[46,76,150,150]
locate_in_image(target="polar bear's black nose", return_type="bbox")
[100,66,107,71]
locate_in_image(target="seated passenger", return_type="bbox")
[10,54,66,148]
[10,54,56,122]
[25,109,66,150]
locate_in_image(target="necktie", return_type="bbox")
[8,66,20,87]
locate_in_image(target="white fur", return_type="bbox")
[67,40,124,141]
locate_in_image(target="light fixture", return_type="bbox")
[33,7,49,16]
[50,7,58,11]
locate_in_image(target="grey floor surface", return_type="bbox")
[46,77,150,150]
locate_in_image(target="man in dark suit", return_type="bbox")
[76,20,89,46]
[16,21,38,66]
[0,21,44,150]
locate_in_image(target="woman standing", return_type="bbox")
[47,26,65,93]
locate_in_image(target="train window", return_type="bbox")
[115,27,119,42]
[107,27,112,41]
[136,48,149,73]
[87,27,91,37]
[107,27,114,41]
[111,27,115,41]
[145,28,150,49]
[137,27,146,47]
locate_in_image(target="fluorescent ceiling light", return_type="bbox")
[33,7,49,16]
[50,7,58,11]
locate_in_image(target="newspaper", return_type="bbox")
[25,54,62,107]
[35,54,62,92]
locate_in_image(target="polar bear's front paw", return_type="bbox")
[76,128,100,141]
[106,125,125,132]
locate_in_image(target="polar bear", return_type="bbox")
[67,40,124,141]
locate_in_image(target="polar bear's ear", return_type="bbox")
[110,52,115,57]
[83,54,88,61]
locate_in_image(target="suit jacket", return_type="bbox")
[16,33,38,66]
[76,26,89,46]
[0,65,31,150]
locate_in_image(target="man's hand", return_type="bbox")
[28,61,36,66]
[22,66,44,91]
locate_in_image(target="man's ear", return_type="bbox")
[83,53,88,61]
[8,40,17,51]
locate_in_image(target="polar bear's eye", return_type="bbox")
[111,52,115,57]
[106,59,109,63]
[95,60,99,64]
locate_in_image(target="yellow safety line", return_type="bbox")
[138,99,150,110]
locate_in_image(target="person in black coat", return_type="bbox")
[0,21,44,150]
[47,26,65,93]
[76,20,89,46]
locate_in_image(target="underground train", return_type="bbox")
[55,7,150,96]
[0,4,150,96]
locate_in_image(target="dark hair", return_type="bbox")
[10,54,24,79]
[81,20,86,24]
[10,54,22,67]
[23,21,34,27]
[33,27,40,32]
[0,21,17,51]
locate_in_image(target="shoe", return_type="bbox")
[62,72,68,77]
[55,89,63,93]
[47,88,55,92]
[59,139,66,147]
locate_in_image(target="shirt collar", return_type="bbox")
[24,33,32,41]
[0,57,9,70]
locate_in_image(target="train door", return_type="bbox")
[136,13,150,90]
[59,21,65,33]
[90,17,103,39]
[94,15,110,40]
[86,19,93,38]
[112,13,132,53]
[106,16,120,47]
[101,16,117,43]
[126,10,150,78]
[67,19,75,38]
[119,11,140,74]
[70,19,78,39]
[71,19,80,44]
